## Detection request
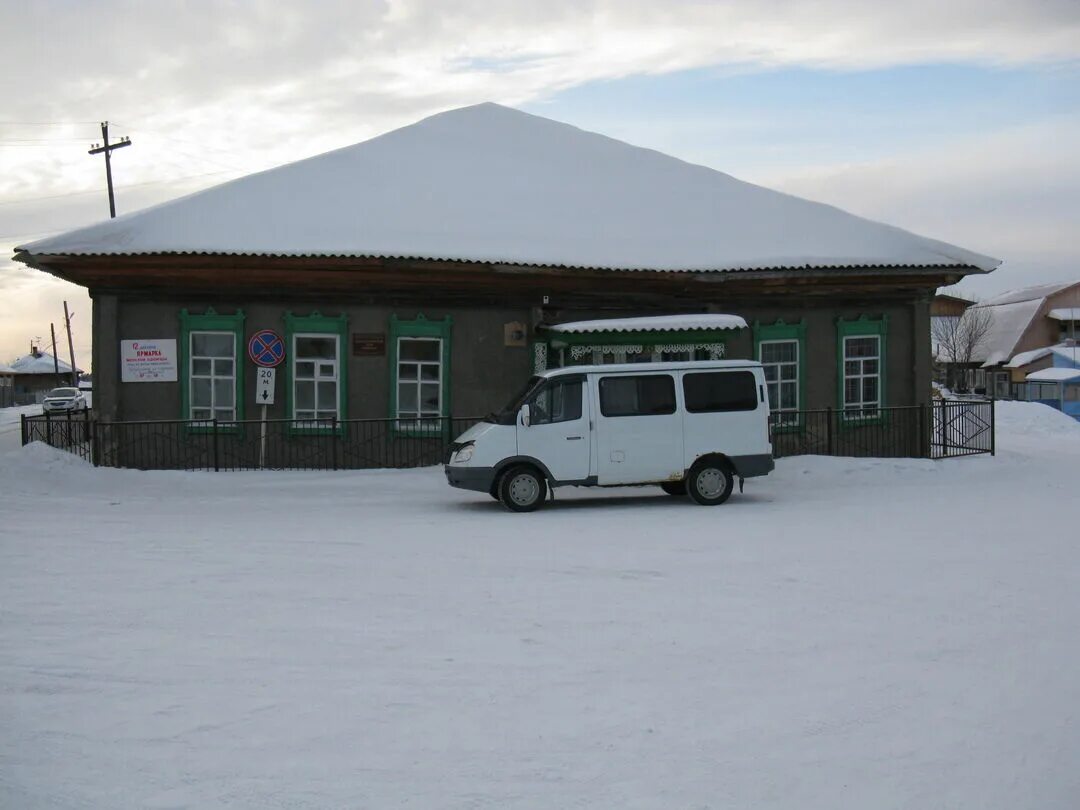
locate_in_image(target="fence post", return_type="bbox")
[20,413,26,446]
[919,404,928,459]
[45,409,52,447]
[332,416,339,471]
[212,418,220,472]
[825,406,834,456]
[91,416,100,467]
[990,399,996,457]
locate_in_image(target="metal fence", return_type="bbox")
[23,401,994,471]
[768,402,994,459]
[22,411,482,471]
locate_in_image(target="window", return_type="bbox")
[190,332,236,421]
[599,374,676,417]
[759,340,799,416]
[837,316,887,422]
[842,336,880,418]
[293,334,339,422]
[684,371,757,413]
[754,320,805,428]
[527,378,583,424]
[389,314,452,434]
[179,308,245,427]
[397,337,442,425]
[285,312,348,434]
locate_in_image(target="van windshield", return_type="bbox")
[487,376,542,425]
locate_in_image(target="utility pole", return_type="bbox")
[50,323,61,387]
[63,302,78,386]
[88,121,132,218]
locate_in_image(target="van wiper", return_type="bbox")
[482,411,499,423]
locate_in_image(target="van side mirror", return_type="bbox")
[519,403,531,428]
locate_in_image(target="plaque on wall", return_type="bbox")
[504,321,527,347]
[352,333,386,356]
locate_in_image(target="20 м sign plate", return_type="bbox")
[248,330,285,406]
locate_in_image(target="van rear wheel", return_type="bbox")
[687,459,734,506]
[660,481,686,497]
[498,465,547,512]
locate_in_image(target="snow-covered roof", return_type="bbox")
[10,352,78,375]
[974,281,1080,365]
[1048,308,1080,321]
[545,314,747,334]
[981,282,1076,307]
[1005,342,1080,369]
[1026,367,1080,383]
[16,103,999,275]
[0,362,15,375]
[975,299,1044,366]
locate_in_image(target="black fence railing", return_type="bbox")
[768,402,994,459]
[22,401,994,471]
[22,413,483,471]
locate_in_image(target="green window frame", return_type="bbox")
[284,311,348,436]
[179,308,245,433]
[753,319,806,431]
[389,314,452,436]
[837,315,888,424]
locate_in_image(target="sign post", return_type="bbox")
[247,330,285,468]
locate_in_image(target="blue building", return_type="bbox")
[1025,345,1080,420]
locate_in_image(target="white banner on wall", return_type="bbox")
[121,339,178,382]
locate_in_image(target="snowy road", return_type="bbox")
[2,402,1079,808]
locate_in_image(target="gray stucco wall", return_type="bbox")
[104,295,929,422]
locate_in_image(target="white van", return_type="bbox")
[445,360,774,511]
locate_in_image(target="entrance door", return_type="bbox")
[594,372,683,485]
[517,375,592,482]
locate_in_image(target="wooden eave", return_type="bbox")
[13,251,974,305]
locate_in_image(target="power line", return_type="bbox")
[0,168,241,208]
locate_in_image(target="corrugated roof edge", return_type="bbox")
[11,248,992,276]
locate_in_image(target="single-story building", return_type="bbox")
[14,103,999,464]
[7,350,80,405]
[966,281,1080,396]
[0,362,15,408]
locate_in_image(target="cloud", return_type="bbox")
[764,117,1080,298]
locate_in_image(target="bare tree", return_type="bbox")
[932,305,994,392]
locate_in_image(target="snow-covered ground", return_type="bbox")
[2,401,1078,809]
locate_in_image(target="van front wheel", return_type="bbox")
[498,465,547,512]
[687,459,734,506]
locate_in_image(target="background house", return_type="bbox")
[966,281,1080,396]
[0,363,14,408]
[14,104,999,464]
[7,349,80,405]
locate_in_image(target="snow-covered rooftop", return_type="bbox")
[1026,367,1080,383]
[981,282,1075,307]
[10,352,78,375]
[545,314,747,334]
[16,103,999,275]
[1005,342,1080,369]
[0,362,15,375]
[1048,308,1080,321]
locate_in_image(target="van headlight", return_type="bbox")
[452,443,475,464]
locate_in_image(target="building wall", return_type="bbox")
[102,294,928,422]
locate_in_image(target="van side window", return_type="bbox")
[528,379,583,425]
[599,375,676,417]
[683,371,758,413]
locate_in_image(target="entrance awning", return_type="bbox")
[544,314,747,334]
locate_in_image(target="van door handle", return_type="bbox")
[566,436,583,441]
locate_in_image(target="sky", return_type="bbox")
[1,0,1078,368]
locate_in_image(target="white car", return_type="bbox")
[42,387,89,413]
[446,360,774,511]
